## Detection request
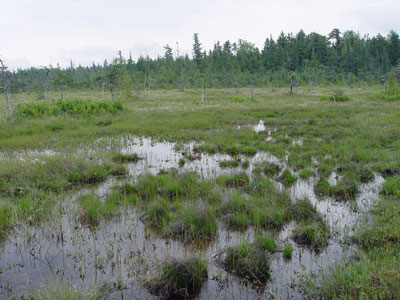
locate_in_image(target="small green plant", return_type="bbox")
[299,169,314,179]
[279,169,297,187]
[256,235,276,253]
[241,160,250,169]
[178,158,186,167]
[283,244,293,258]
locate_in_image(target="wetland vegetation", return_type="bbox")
[1,31,400,298]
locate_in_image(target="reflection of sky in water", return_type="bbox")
[0,136,384,300]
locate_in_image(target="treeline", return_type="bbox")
[2,29,400,97]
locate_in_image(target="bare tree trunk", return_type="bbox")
[5,88,12,116]
[148,72,151,96]
[60,86,64,99]
[181,69,185,92]
[201,85,204,104]
[144,72,147,96]
[44,83,47,99]
[290,78,294,95]
[101,81,105,97]
[0,59,13,116]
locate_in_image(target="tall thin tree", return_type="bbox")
[0,59,12,116]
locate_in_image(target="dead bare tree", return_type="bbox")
[43,67,51,99]
[0,59,12,116]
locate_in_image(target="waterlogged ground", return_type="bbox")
[0,126,386,300]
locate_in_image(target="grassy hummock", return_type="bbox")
[146,257,208,299]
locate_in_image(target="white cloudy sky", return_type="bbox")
[1,0,399,69]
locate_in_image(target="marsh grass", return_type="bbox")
[332,172,359,201]
[216,173,249,187]
[381,175,400,197]
[146,257,208,299]
[255,235,276,253]
[292,221,330,249]
[1,87,400,298]
[224,241,271,284]
[219,159,240,168]
[78,194,119,227]
[130,169,198,201]
[168,203,218,243]
[25,283,101,300]
[289,199,330,248]
[253,162,281,177]
[279,169,297,187]
[283,244,293,259]
[111,153,140,163]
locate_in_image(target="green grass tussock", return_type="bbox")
[146,257,208,299]
[223,241,271,284]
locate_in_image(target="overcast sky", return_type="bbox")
[1,0,399,70]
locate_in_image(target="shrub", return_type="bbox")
[17,98,123,117]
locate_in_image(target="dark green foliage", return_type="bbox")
[147,257,208,299]
[17,98,123,117]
